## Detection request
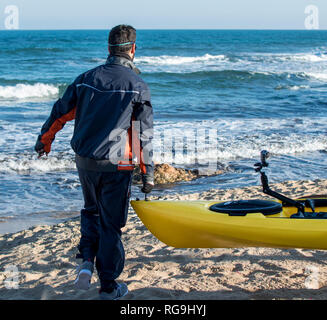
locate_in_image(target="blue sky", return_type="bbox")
[0,0,326,30]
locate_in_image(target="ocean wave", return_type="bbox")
[305,72,327,82]
[0,83,59,100]
[145,68,327,84]
[275,84,311,91]
[0,154,76,173]
[134,51,327,81]
[280,53,327,63]
[153,118,327,164]
[1,117,326,174]
[248,52,327,63]
[135,52,327,68]
[153,134,327,165]
[135,54,228,66]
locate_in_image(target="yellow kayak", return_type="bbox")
[130,198,327,250]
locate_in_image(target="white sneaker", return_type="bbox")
[99,283,129,300]
[74,261,94,290]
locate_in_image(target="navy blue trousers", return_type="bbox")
[77,167,132,290]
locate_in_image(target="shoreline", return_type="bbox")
[0,178,327,300]
[0,163,226,235]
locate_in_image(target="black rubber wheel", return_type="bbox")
[209,200,282,216]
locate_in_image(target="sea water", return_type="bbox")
[0,30,326,233]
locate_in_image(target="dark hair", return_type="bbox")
[108,25,136,54]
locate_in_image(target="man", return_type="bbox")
[35,25,154,300]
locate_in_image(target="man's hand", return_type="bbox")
[35,139,48,158]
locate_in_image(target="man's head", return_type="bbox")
[108,25,137,60]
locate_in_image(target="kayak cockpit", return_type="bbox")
[209,200,282,216]
[209,199,327,219]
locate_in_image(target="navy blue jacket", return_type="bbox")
[36,55,154,181]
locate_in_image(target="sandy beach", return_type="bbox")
[1,178,327,300]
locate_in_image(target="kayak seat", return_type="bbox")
[209,200,282,216]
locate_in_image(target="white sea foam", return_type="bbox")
[306,72,327,82]
[289,85,310,90]
[275,85,310,91]
[0,83,59,100]
[246,52,327,63]
[152,118,327,165]
[0,117,326,174]
[135,54,228,66]
[0,154,76,173]
[285,53,327,62]
[132,51,327,81]
[84,50,327,83]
